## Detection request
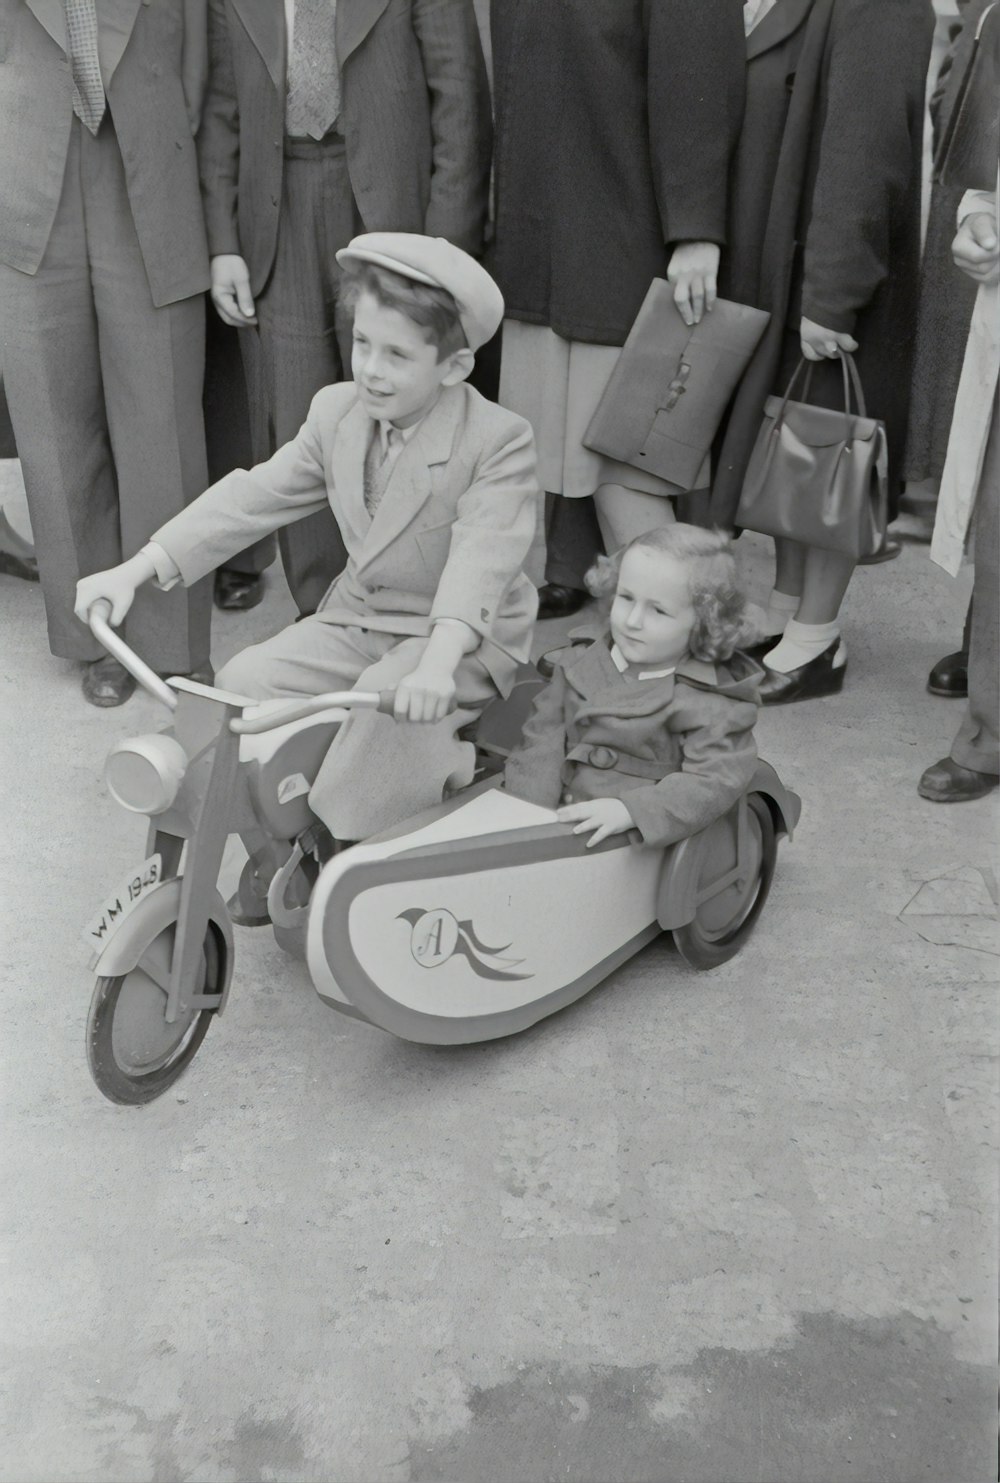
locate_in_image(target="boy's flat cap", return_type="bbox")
[336,232,504,351]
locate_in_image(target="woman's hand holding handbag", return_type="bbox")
[735,351,889,559]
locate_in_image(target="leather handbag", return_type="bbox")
[735,354,888,559]
[583,281,770,492]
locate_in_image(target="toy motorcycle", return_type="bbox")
[82,601,800,1106]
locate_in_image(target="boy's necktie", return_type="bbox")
[286,0,340,141]
[65,0,106,135]
[364,426,399,516]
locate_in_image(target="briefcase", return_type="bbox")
[583,281,770,491]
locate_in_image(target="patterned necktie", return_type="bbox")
[364,425,399,516]
[65,0,106,135]
[285,0,340,141]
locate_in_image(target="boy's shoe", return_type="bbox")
[82,656,137,707]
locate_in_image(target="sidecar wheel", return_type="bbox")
[86,921,223,1105]
[672,795,776,970]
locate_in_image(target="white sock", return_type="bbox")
[762,588,800,637]
[764,618,845,674]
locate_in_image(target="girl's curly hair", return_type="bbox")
[585,524,752,663]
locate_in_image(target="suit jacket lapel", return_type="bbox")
[329,400,374,554]
[356,393,459,571]
[24,0,66,52]
[337,0,392,66]
[746,0,814,60]
[97,0,143,85]
[231,0,285,91]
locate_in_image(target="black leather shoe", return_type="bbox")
[82,656,137,707]
[537,582,587,620]
[759,640,847,705]
[858,534,902,565]
[214,568,265,611]
[927,651,969,698]
[918,756,998,803]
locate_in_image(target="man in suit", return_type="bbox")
[201,0,492,618]
[0,0,213,705]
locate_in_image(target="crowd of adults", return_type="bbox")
[0,0,996,804]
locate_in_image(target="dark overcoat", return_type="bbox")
[710,0,935,529]
[488,0,746,346]
[503,639,761,849]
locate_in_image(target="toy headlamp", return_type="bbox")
[104,734,188,815]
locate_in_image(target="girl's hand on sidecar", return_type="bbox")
[557,797,635,847]
[75,552,157,628]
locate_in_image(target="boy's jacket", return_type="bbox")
[505,637,762,847]
[151,382,543,693]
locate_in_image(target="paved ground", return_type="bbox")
[1,459,997,1483]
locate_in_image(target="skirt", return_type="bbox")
[498,321,686,500]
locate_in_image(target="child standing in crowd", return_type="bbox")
[75,234,541,851]
[504,526,761,848]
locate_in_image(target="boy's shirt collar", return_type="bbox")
[376,417,423,457]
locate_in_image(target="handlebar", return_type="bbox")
[88,600,178,712]
[87,600,444,734]
[229,690,397,734]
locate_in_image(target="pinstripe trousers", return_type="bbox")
[0,116,211,670]
[230,133,359,615]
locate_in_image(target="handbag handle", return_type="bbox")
[772,351,867,448]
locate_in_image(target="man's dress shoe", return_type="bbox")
[918,756,999,803]
[927,651,969,698]
[82,656,137,707]
[537,583,587,620]
[759,640,847,705]
[214,568,265,611]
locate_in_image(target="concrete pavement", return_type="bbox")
[1,460,996,1483]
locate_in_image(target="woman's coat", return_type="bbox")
[710,0,935,528]
[488,0,746,346]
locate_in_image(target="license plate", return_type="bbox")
[82,854,163,953]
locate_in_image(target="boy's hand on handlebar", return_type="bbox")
[557,797,635,847]
[393,663,458,723]
[74,552,156,627]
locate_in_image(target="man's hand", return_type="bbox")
[210,254,257,327]
[799,317,859,362]
[666,241,720,326]
[952,212,1000,286]
[393,664,458,724]
[74,551,158,627]
[557,796,635,847]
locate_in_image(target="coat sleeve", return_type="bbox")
[503,664,571,808]
[623,692,759,848]
[412,0,493,254]
[801,0,934,334]
[197,0,241,259]
[150,388,339,585]
[646,0,746,247]
[429,413,539,641]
